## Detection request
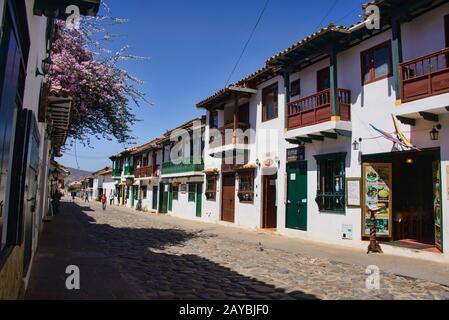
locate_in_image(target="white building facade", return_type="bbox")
[197,0,449,260]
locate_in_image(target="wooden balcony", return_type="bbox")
[135,165,158,178]
[286,89,351,130]
[400,48,449,103]
[210,122,250,146]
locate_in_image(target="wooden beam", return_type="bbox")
[285,138,303,145]
[419,111,439,122]
[320,131,338,139]
[298,137,313,144]
[308,134,324,141]
[334,129,352,137]
[396,116,416,126]
[228,86,257,94]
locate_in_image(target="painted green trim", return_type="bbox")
[391,18,403,101]
[329,46,339,117]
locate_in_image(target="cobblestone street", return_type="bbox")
[27,200,449,300]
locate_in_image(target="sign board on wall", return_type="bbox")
[346,178,362,208]
[362,163,393,238]
[446,165,449,200]
[287,147,305,163]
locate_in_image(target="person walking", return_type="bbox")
[101,193,107,211]
[84,191,89,203]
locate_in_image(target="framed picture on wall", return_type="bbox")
[346,178,362,208]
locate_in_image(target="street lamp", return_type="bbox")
[36,56,52,77]
[353,138,363,151]
[430,124,442,141]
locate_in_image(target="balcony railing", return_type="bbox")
[400,48,449,103]
[161,160,204,175]
[135,165,158,178]
[123,165,134,176]
[286,89,351,130]
[112,169,122,178]
[210,122,250,147]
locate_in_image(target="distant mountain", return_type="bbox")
[65,167,92,184]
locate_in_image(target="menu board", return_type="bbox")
[362,163,393,238]
[446,165,449,201]
[346,178,362,208]
[433,161,443,251]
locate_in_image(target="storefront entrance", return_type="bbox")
[286,161,308,231]
[221,173,235,223]
[262,174,277,229]
[362,148,443,252]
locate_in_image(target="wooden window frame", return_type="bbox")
[172,185,179,200]
[314,153,347,214]
[262,82,278,122]
[205,174,218,201]
[209,110,218,129]
[188,183,196,202]
[290,79,301,97]
[360,41,393,85]
[237,170,255,203]
[445,14,449,48]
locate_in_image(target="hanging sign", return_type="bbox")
[362,163,393,238]
[434,161,443,251]
[346,178,362,208]
[287,147,305,162]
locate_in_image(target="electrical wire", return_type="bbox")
[314,0,340,32]
[225,0,270,87]
[74,141,81,169]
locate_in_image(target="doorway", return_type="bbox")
[262,174,277,229]
[317,67,330,92]
[221,173,235,223]
[362,149,442,252]
[159,183,169,214]
[195,183,203,218]
[286,161,308,231]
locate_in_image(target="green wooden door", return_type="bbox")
[286,161,308,231]
[196,183,203,217]
[159,183,169,214]
[168,184,173,212]
[152,186,158,210]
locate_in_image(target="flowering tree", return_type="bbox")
[49,4,149,146]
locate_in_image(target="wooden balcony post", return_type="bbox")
[283,70,291,131]
[233,92,239,144]
[329,45,339,119]
[392,16,403,102]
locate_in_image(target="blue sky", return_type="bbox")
[60,0,365,171]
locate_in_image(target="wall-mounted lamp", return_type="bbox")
[36,56,52,77]
[353,138,363,151]
[430,124,442,141]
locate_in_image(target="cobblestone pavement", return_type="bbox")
[75,201,449,300]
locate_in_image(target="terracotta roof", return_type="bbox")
[92,166,112,176]
[163,116,206,137]
[266,24,349,64]
[130,137,163,155]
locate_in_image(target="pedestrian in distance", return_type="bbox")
[101,193,107,211]
[84,191,89,203]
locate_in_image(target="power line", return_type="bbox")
[315,0,340,31]
[225,0,270,87]
[74,141,80,169]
